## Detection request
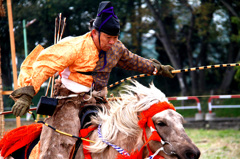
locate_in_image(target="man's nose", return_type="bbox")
[109,39,115,44]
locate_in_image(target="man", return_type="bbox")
[11,1,175,158]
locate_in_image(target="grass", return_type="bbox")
[186,129,240,159]
[3,123,239,159]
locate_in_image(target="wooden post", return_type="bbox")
[0,48,4,138]
[7,0,21,127]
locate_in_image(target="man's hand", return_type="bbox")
[151,59,175,78]
[92,87,108,103]
[92,87,108,98]
[12,95,32,116]
[10,86,35,117]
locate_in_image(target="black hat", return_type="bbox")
[93,1,120,36]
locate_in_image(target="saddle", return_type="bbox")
[79,104,102,129]
[70,104,102,159]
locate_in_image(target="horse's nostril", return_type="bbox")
[186,152,196,159]
[185,150,200,159]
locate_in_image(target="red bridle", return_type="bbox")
[117,101,176,159]
[139,101,176,158]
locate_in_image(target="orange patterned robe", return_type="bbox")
[18,32,99,93]
[18,32,155,93]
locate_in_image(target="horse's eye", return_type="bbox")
[157,122,167,127]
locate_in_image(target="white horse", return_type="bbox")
[0,81,200,159]
[75,81,200,159]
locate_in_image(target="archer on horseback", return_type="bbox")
[10,1,175,158]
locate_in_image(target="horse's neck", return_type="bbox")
[120,131,144,151]
[88,129,145,159]
[115,131,150,158]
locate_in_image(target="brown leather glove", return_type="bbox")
[92,87,108,103]
[92,87,108,98]
[10,86,35,117]
[151,59,175,78]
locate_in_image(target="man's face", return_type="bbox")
[92,29,118,51]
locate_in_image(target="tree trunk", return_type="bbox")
[0,0,6,17]
[220,0,238,17]
[129,0,142,55]
[219,49,240,91]
[0,3,6,138]
[219,0,240,92]
[137,0,142,55]
[145,0,187,95]
[0,47,5,138]
[197,38,208,93]
[184,2,197,95]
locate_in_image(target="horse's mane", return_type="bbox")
[88,80,169,153]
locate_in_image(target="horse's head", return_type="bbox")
[145,109,201,159]
[84,80,201,159]
[127,81,201,159]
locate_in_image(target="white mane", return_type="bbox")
[87,80,169,152]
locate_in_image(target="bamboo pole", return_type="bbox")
[7,0,21,127]
[23,19,28,58]
[0,107,37,115]
[2,91,12,95]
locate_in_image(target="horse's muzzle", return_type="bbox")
[181,149,201,159]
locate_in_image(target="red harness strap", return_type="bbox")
[138,101,175,158]
[117,101,175,159]
[78,125,97,159]
[82,137,92,159]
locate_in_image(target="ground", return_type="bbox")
[2,120,240,159]
[185,128,240,159]
[3,120,34,132]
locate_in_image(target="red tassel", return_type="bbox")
[0,123,42,158]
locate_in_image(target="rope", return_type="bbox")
[97,123,130,156]
[108,63,240,88]
[108,74,151,88]
[27,111,96,143]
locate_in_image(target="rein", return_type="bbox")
[28,111,96,143]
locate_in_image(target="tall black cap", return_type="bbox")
[93,1,120,36]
